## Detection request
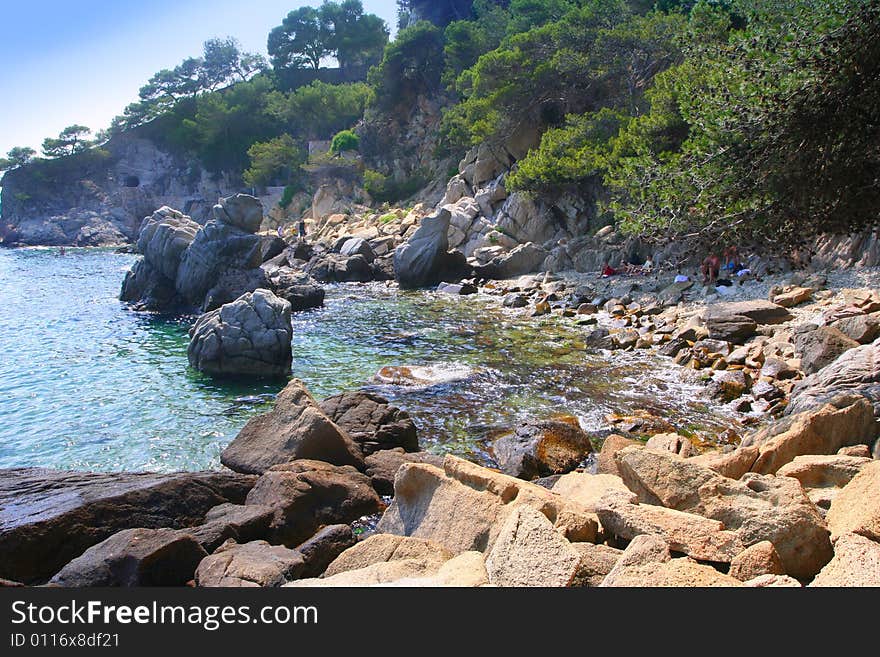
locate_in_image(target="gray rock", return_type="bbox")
[50,528,207,587]
[294,525,356,578]
[493,419,593,480]
[830,313,880,344]
[363,449,446,496]
[195,539,305,587]
[474,242,549,280]
[340,237,376,263]
[185,503,275,552]
[318,391,419,456]
[794,326,859,375]
[188,289,292,379]
[394,208,469,288]
[221,380,364,475]
[213,194,264,233]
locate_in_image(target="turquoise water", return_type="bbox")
[0,247,736,473]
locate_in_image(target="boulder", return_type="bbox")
[794,326,859,375]
[713,300,794,325]
[306,253,374,283]
[263,266,325,311]
[201,268,270,313]
[244,460,383,547]
[596,435,641,477]
[825,460,880,542]
[195,539,304,587]
[324,534,453,578]
[376,455,599,554]
[294,525,356,578]
[0,469,254,584]
[221,380,364,475]
[776,455,872,491]
[213,194,263,233]
[318,391,419,456]
[744,574,803,587]
[485,505,582,587]
[809,532,880,587]
[728,541,785,582]
[787,339,880,416]
[381,551,489,587]
[363,449,445,496]
[615,447,833,578]
[569,543,624,587]
[134,207,201,282]
[600,534,742,587]
[739,396,877,474]
[186,503,275,552]
[595,492,745,563]
[339,237,376,263]
[492,419,593,480]
[474,242,549,280]
[550,472,633,512]
[830,313,880,344]
[772,287,813,308]
[187,289,292,379]
[704,313,758,343]
[645,433,695,458]
[394,208,469,288]
[50,528,207,587]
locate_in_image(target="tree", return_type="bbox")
[0,146,36,171]
[397,0,476,28]
[202,37,267,89]
[42,125,93,158]
[330,129,360,154]
[368,21,445,112]
[321,1,389,71]
[268,6,330,70]
[243,134,306,188]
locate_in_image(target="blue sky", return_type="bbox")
[0,0,399,157]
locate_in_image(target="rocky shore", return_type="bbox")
[2,192,880,588]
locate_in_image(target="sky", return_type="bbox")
[0,0,399,157]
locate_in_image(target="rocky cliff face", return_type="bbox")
[0,129,278,247]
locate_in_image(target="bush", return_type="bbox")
[330,129,360,154]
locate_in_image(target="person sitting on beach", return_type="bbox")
[601,263,617,278]
[722,246,742,273]
[701,253,721,285]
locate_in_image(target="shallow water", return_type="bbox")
[0,247,737,473]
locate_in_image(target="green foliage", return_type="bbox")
[330,129,360,154]
[367,21,445,112]
[279,184,302,208]
[267,81,372,139]
[269,1,388,72]
[0,147,36,171]
[362,168,428,203]
[243,134,306,188]
[42,125,94,158]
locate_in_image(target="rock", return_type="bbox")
[658,281,692,305]
[740,396,877,474]
[659,337,689,358]
[760,357,799,380]
[363,449,445,496]
[570,543,623,587]
[221,380,364,475]
[213,194,263,233]
[728,541,785,581]
[838,444,871,457]
[186,503,275,552]
[787,339,880,416]
[195,539,304,587]
[50,528,207,587]
[830,314,880,344]
[294,525,356,578]
[382,551,488,587]
[772,287,813,308]
[710,370,751,402]
[704,313,758,343]
[187,289,292,379]
[825,460,880,542]
[551,473,633,512]
[713,300,794,325]
[615,447,833,578]
[306,252,374,283]
[376,455,599,554]
[394,208,469,289]
[794,326,859,375]
[244,460,383,547]
[176,220,263,306]
[0,469,254,584]
[600,534,742,587]
[339,237,376,263]
[474,242,549,280]
[264,268,325,311]
[689,447,761,480]
[324,534,453,578]
[492,419,593,480]
[744,574,802,587]
[437,281,478,295]
[809,532,880,587]
[120,259,180,310]
[201,268,270,312]
[752,379,784,401]
[134,207,200,282]
[502,293,528,308]
[595,492,745,562]
[776,455,872,490]
[485,505,582,587]
[644,433,695,457]
[318,391,418,456]
[596,435,641,477]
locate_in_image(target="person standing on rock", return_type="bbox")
[298,218,307,241]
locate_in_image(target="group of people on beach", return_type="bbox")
[277,219,308,241]
[600,245,750,286]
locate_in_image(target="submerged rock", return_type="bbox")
[187,289,292,379]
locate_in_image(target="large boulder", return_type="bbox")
[830,313,880,344]
[187,289,293,379]
[711,300,794,325]
[794,326,859,375]
[221,380,364,475]
[825,460,880,542]
[363,449,445,496]
[201,267,270,313]
[492,419,593,480]
[294,525,356,578]
[394,208,469,288]
[376,455,599,554]
[787,339,880,416]
[195,539,305,587]
[49,528,207,587]
[809,532,880,587]
[306,252,374,283]
[185,503,276,552]
[244,460,383,547]
[484,505,582,587]
[318,391,419,456]
[323,534,452,578]
[615,447,832,578]
[0,469,254,584]
[474,242,549,280]
[739,395,877,474]
[263,266,325,312]
[339,237,376,263]
[213,194,264,233]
